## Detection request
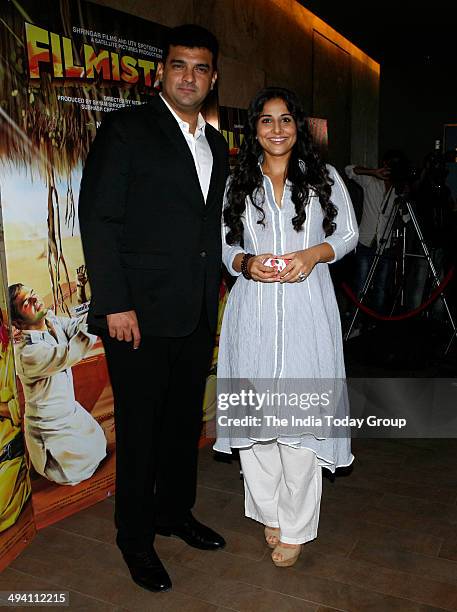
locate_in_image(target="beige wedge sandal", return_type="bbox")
[264,526,280,549]
[271,542,302,567]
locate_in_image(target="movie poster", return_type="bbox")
[202,282,228,434]
[219,106,248,170]
[201,107,246,440]
[0,0,168,539]
[0,217,34,571]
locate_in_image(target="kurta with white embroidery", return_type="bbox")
[15,313,106,485]
[214,165,358,471]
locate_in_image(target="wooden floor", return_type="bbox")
[5,439,457,611]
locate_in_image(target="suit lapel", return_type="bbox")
[146,96,205,207]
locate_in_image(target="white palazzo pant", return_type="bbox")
[239,441,322,545]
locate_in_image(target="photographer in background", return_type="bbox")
[345,150,409,314]
[405,151,455,316]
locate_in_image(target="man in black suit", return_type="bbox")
[79,24,229,592]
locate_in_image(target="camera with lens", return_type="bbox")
[388,158,415,185]
[387,159,417,197]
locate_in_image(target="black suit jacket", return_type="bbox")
[78,95,229,337]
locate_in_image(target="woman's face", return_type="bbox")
[256,98,297,160]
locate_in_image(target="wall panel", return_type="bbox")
[91,0,380,169]
[312,30,351,168]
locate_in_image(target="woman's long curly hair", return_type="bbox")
[224,87,337,246]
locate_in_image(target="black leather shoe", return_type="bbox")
[121,548,172,592]
[156,514,226,550]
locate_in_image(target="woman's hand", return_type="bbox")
[277,248,320,283]
[247,253,279,282]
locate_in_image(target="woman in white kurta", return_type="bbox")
[214,88,358,567]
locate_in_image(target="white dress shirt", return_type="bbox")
[159,93,213,202]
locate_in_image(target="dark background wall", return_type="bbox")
[297,0,457,169]
[91,0,380,172]
[379,61,457,167]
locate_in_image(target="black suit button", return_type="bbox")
[203,215,207,221]
[200,250,207,258]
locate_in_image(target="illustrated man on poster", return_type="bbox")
[79,25,229,592]
[9,284,107,486]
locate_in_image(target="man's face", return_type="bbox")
[13,286,47,328]
[156,45,217,115]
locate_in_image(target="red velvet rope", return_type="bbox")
[341,266,455,321]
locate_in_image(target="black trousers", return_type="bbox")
[101,308,213,553]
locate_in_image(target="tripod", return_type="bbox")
[345,193,457,354]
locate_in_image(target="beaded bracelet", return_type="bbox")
[241,253,255,280]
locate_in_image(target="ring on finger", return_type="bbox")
[298,271,307,282]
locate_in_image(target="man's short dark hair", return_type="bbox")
[162,24,219,69]
[8,283,24,323]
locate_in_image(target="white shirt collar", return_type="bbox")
[19,312,57,343]
[159,93,206,137]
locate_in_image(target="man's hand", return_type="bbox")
[373,167,391,181]
[12,325,23,344]
[0,401,11,419]
[77,265,88,287]
[107,310,141,349]
[353,166,391,181]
